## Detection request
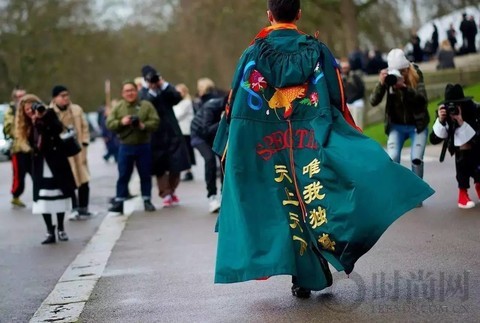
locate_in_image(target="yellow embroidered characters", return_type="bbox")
[268,84,308,118]
[318,233,336,251]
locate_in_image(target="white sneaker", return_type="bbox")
[208,195,221,213]
[68,210,81,221]
[458,201,475,209]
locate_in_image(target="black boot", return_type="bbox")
[291,275,312,298]
[109,193,136,205]
[182,171,194,181]
[42,225,56,244]
[291,284,311,298]
[144,200,156,212]
[108,200,124,214]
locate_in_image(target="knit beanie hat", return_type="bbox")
[387,49,410,71]
[52,85,68,98]
[141,65,158,78]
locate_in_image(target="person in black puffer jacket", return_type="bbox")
[191,78,227,213]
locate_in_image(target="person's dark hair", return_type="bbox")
[268,0,300,23]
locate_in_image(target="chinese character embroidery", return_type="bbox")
[318,233,336,251]
[309,206,327,229]
[303,181,325,204]
[293,235,307,256]
[283,188,299,207]
[289,212,303,233]
[274,165,292,183]
[303,158,321,178]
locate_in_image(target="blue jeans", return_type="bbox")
[116,143,152,200]
[387,124,428,178]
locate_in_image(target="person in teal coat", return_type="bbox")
[213,0,434,298]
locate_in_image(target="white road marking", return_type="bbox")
[29,197,143,323]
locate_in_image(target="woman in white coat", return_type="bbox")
[174,84,196,181]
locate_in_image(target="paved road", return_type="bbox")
[0,141,113,322]
[2,142,480,322]
[79,145,479,322]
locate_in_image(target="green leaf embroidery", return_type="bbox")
[300,98,311,106]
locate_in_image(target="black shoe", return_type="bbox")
[78,209,93,217]
[109,193,137,204]
[182,172,194,181]
[144,200,156,212]
[291,284,311,298]
[108,201,124,214]
[42,226,56,244]
[58,230,69,241]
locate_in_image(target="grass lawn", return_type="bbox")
[363,82,480,146]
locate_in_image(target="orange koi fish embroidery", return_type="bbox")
[267,84,308,118]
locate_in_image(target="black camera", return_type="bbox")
[385,74,398,87]
[31,102,46,113]
[145,72,160,84]
[446,102,459,115]
[130,115,140,127]
[385,69,403,87]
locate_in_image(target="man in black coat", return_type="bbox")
[190,94,227,213]
[140,65,190,207]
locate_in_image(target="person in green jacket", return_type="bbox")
[107,81,160,214]
[212,0,434,299]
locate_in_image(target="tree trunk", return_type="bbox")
[340,0,359,56]
[411,0,421,30]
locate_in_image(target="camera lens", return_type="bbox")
[32,102,46,113]
[385,74,398,87]
[447,102,459,115]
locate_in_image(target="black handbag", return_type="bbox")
[60,127,81,157]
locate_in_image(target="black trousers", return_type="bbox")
[184,135,196,166]
[11,152,32,198]
[455,149,480,189]
[71,182,90,210]
[194,142,221,198]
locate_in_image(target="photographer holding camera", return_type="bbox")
[15,95,76,244]
[51,85,91,220]
[430,84,480,209]
[370,48,430,184]
[140,65,190,207]
[107,81,160,214]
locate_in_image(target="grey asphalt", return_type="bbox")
[78,144,480,323]
[0,141,113,322]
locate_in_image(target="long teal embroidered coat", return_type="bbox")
[213,28,434,291]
